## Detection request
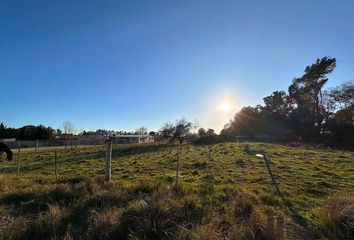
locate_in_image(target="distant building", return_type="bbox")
[108,132,154,144]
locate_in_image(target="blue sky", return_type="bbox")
[1,0,354,132]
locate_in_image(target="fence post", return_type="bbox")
[55,151,58,180]
[263,154,282,196]
[17,148,21,176]
[35,139,39,153]
[176,146,180,192]
[105,139,112,182]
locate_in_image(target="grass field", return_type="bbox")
[0,142,353,239]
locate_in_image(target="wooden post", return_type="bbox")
[35,139,39,153]
[105,139,112,182]
[176,147,180,192]
[17,148,20,176]
[263,154,282,196]
[55,151,58,180]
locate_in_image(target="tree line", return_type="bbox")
[0,123,55,140]
[220,57,354,147]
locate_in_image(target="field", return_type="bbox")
[0,142,353,239]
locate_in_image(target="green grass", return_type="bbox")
[0,142,353,239]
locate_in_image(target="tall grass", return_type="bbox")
[0,177,294,239]
[309,193,354,239]
[0,142,353,239]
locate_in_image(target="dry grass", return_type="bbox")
[308,193,354,239]
[0,141,353,239]
[88,207,123,239]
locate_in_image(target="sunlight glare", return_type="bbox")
[220,101,232,112]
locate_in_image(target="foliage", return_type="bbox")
[194,128,223,145]
[160,119,194,143]
[222,57,354,146]
[197,128,206,137]
[135,126,148,135]
[0,123,54,140]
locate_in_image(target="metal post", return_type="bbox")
[105,139,112,182]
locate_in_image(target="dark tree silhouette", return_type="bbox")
[288,57,336,138]
[221,56,354,145]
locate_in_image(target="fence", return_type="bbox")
[0,138,106,149]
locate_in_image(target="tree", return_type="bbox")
[206,128,215,136]
[0,123,54,140]
[329,80,354,110]
[220,57,354,146]
[174,119,194,144]
[160,122,175,139]
[326,107,354,147]
[197,128,206,136]
[159,119,194,144]
[136,126,148,136]
[288,57,336,139]
[228,106,266,137]
[321,90,336,123]
[0,123,8,139]
[263,91,291,118]
[62,121,75,148]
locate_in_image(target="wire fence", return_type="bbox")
[1,138,106,149]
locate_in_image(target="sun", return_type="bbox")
[220,101,232,112]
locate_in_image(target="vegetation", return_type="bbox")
[160,119,195,144]
[221,57,354,148]
[0,142,353,239]
[1,56,353,239]
[0,123,55,140]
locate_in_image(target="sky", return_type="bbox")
[1,0,354,133]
